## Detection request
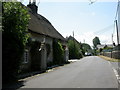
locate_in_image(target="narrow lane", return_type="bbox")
[20,56,118,88]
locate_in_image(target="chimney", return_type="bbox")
[29,0,31,4]
[27,0,38,14]
[33,0,36,5]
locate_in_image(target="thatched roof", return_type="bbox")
[28,8,65,41]
[66,35,80,44]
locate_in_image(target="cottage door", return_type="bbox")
[30,41,41,71]
[41,45,47,71]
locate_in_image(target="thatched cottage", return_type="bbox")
[20,1,69,72]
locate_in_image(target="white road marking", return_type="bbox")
[108,61,120,84]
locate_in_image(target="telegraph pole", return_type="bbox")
[112,34,113,42]
[112,34,113,44]
[84,39,85,43]
[73,31,74,38]
[73,31,75,49]
[115,20,119,45]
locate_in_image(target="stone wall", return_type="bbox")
[101,51,120,59]
[112,51,120,59]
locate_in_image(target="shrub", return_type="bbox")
[2,2,30,83]
[68,40,82,59]
[53,40,64,65]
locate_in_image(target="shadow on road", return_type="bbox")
[2,62,71,89]
[2,80,25,90]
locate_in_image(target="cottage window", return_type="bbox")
[23,49,29,63]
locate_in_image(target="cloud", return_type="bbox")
[63,32,95,46]
[75,32,95,46]
[73,32,116,46]
[39,0,117,2]
[91,12,96,16]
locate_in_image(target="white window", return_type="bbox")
[23,49,29,63]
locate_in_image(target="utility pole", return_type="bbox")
[73,31,74,38]
[112,34,113,45]
[73,31,75,49]
[84,39,85,43]
[112,34,113,42]
[111,34,116,47]
[115,20,119,45]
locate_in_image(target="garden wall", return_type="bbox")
[100,51,120,59]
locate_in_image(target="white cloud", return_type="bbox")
[63,31,117,46]
[99,35,111,44]
[39,0,117,2]
[63,32,95,46]
[75,32,95,46]
[91,12,96,16]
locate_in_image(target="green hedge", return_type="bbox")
[2,2,30,83]
[68,40,82,59]
[53,40,64,65]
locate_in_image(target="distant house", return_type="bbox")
[20,2,69,72]
[97,44,113,53]
[97,44,113,50]
[97,45,105,50]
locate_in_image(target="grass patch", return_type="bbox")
[99,55,120,62]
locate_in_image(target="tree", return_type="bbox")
[92,36,101,55]
[93,36,101,48]
[53,40,64,65]
[68,40,82,59]
[2,2,30,83]
[81,43,92,55]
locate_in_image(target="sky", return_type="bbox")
[22,0,118,46]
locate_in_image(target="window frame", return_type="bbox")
[23,49,29,64]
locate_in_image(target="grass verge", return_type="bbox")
[99,55,120,62]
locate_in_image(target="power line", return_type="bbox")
[94,24,114,35]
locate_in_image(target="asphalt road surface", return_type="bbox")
[19,56,118,88]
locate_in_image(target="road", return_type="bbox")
[19,56,118,88]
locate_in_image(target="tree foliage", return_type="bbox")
[53,40,64,65]
[2,2,30,83]
[92,37,101,55]
[68,40,82,59]
[93,36,101,48]
[82,43,92,51]
[81,43,92,55]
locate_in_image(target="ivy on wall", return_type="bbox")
[53,40,64,65]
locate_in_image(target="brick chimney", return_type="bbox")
[27,0,38,14]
